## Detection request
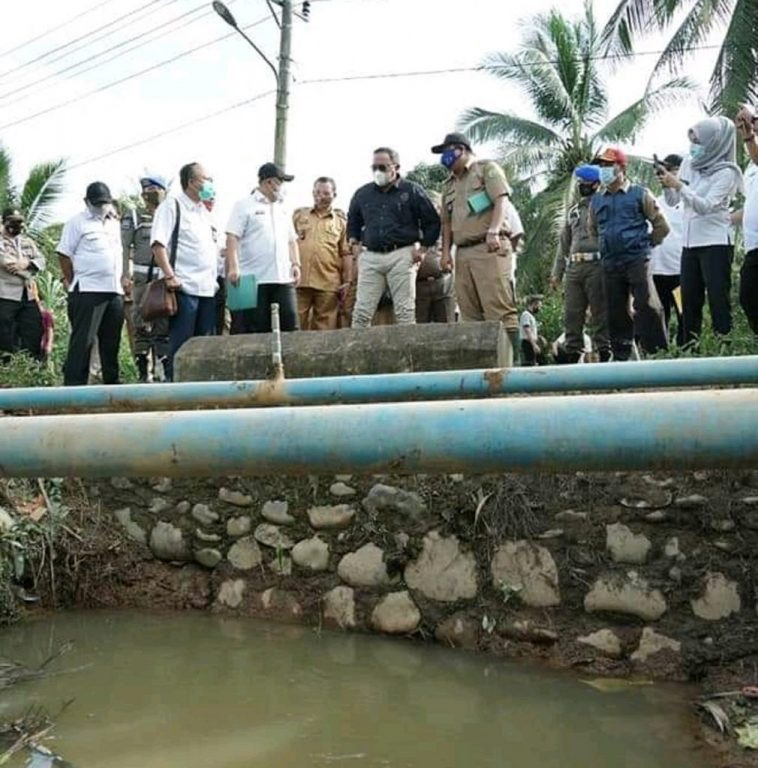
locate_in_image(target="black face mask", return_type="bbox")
[578,184,596,197]
[143,191,163,208]
[4,222,22,236]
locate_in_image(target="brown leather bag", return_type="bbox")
[140,200,180,321]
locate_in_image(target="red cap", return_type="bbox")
[594,147,628,167]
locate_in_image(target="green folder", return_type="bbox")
[226,274,258,311]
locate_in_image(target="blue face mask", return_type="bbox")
[599,167,616,186]
[440,148,460,170]
[690,143,705,159]
[198,180,215,202]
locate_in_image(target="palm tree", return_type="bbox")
[601,0,756,114]
[0,145,66,238]
[457,1,691,291]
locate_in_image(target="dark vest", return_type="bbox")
[590,185,651,268]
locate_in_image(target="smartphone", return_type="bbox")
[652,153,666,175]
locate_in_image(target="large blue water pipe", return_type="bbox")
[0,356,756,413]
[0,389,756,477]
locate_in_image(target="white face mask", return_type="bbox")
[373,170,390,187]
[87,201,113,220]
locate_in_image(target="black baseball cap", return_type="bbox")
[2,207,23,222]
[431,132,472,154]
[258,162,294,182]
[662,154,683,170]
[85,181,113,204]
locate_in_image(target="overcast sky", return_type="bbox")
[1,0,720,226]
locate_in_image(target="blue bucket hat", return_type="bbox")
[575,164,601,184]
[139,174,168,191]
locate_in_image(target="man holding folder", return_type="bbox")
[225,163,301,333]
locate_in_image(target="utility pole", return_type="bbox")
[273,0,293,168]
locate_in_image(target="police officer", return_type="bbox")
[433,132,520,357]
[550,165,611,363]
[0,208,45,360]
[121,174,169,382]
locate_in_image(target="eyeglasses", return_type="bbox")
[371,164,391,172]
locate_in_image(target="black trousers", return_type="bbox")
[604,259,668,361]
[652,273,685,347]
[0,290,43,360]
[230,283,299,334]
[740,249,758,335]
[681,244,733,342]
[64,290,124,386]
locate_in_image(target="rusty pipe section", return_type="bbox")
[0,389,757,478]
[0,356,757,414]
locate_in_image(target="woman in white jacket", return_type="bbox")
[659,116,742,345]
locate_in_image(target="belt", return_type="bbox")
[456,231,510,249]
[132,264,162,275]
[569,252,601,263]
[370,242,415,254]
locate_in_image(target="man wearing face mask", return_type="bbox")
[0,208,46,361]
[432,132,519,354]
[347,147,440,327]
[225,162,301,334]
[588,147,669,361]
[57,182,125,386]
[121,174,169,382]
[293,177,351,331]
[551,165,610,363]
[151,162,218,381]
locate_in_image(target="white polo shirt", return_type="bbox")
[57,210,123,294]
[151,192,218,298]
[226,190,296,285]
[743,163,758,252]
[651,194,683,275]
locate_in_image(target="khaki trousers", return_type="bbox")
[297,287,339,330]
[454,242,518,331]
[352,246,417,327]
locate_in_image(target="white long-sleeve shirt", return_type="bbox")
[664,157,741,248]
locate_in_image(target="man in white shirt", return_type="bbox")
[151,162,218,381]
[735,106,758,335]
[57,182,125,386]
[225,162,301,334]
[519,294,547,366]
[651,154,685,346]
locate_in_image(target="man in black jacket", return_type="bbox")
[347,147,440,327]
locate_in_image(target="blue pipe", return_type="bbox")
[0,356,756,413]
[1,389,756,477]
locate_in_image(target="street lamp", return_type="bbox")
[212,0,292,167]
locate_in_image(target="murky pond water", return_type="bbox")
[1,611,706,767]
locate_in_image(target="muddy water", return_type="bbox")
[1,611,706,767]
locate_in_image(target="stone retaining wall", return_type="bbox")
[96,470,758,680]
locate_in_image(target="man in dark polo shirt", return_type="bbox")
[347,147,440,327]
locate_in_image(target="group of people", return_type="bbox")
[0,111,756,385]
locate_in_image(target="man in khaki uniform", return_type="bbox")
[433,132,519,350]
[121,174,169,381]
[293,177,352,330]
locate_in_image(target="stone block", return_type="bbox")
[631,628,681,662]
[691,572,741,621]
[291,537,330,572]
[606,523,652,564]
[307,504,356,529]
[371,591,421,634]
[584,573,667,621]
[149,522,191,562]
[490,541,560,607]
[338,543,391,588]
[227,536,263,571]
[404,532,478,602]
[323,586,356,629]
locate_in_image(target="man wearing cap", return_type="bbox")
[551,164,610,363]
[0,208,46,360]
[588,147,669,360]
[293,177,352,330]
[151,162,218,381]
[433,132,520,355]
[57,181,125,386]
[121,174,169,381]
[226,162,301,333]
[651,154,685,346]
[347,147,440,327]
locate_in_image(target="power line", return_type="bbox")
[0,0,213,106]
[0,0,165,81]
[0,0,122,61]
[0,15,271,132]
[68,89,276,170]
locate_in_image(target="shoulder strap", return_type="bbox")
[147,200,181,283]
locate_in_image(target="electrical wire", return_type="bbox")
[0,0,122,61]
[0,0,166,81]
[67,88,276,170]
[0,0,215,106]
[0,15,271,132]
